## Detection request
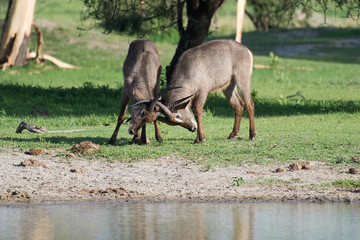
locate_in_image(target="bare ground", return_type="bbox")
[1,149,359,204]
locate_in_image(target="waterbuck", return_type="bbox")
[108,40,163,145]
[147,39,256,143]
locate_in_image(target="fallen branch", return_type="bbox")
[16,122,86,134]
[27,52,77,69]
[253,64,312,71]
[29,23,77,69]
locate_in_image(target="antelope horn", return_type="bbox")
[155,102,174,120]
[125,117,132,124]
[155,95,193,121]
[167,95,192,110]
[131,99,152,107]
[148,86,182,113]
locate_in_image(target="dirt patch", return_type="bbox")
[267,28,360,57]
[0,189,32,203]
[0,150,359,204]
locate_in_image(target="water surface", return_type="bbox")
[0,202,359,240]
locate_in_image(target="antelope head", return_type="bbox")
[128,87,189,135]
[155,98,197,132]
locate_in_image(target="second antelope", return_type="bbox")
[108,40,163,145]
[142,39,256,143]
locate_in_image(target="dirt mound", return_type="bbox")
[289,161,311,171]
[71,141,101,155]
[27,148,46,156]
[19,159,48,168]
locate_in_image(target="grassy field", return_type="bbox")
[0,1,359,167]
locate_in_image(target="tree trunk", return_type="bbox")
[235,0,246,43]
[166,0,225,82]
[0,0,36,69]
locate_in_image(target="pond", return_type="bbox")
[1,202,359,240]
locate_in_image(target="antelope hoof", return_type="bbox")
[193,139,206,144]
[250,137,256,141]
[131,137,141,145]
[228,132,239,139]
[107,139,116,146]
[142,138,151,145]
[156,136,163,143]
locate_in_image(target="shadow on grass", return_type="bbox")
[209,27,360,64]
[3,135,133,146]
[1,83,359,119]
[0,83,122,117]
[206,94,360,117]
[4,134,196,147]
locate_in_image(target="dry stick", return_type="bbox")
[16,122,86,134]
[46,129,87,133]
[33,23,43,64]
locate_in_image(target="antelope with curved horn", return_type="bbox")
[148,39,256,143]
[108,40,163,145]
[127,87,194,135]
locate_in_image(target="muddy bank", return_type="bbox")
[0,150,359,204]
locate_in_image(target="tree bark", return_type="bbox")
[166,0,225,82]
[235,0,246,43]
[0,0,36,69]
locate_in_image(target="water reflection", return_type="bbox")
[0,202,359,240]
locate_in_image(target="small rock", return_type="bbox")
[66,153,76,158]
[28,148,45,156]
[276,167,285,173]
[19,159,48,168]
[349,167,360,175]
[70,168,85,173]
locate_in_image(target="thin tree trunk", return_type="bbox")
[235,0,246,43]
[166,0,225,82]
[0,0,36,69]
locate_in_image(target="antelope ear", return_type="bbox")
[168,95,192,110]
[133,87,145,100]
[173,100,190,111]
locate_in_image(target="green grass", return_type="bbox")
[332,179,360,189]
[255,177,302,186]
[315,179,360,191]
[0,1,359,167]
